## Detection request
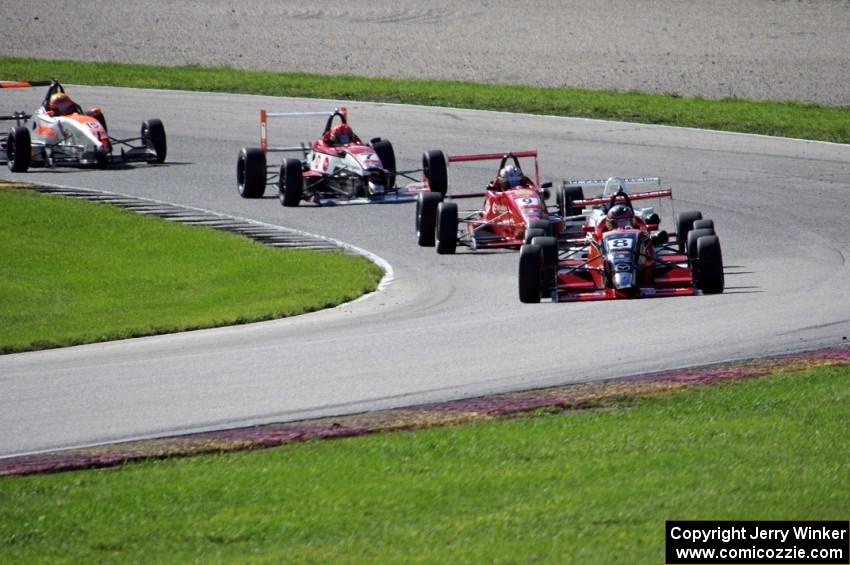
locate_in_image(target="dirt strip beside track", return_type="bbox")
[3,346,847,477]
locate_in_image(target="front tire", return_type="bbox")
[6,126,31,172]
[527,219,552,237]
[416,192,442,247]
[236,147,266,198]
[423,150,448,195]
[436,201,458,255]
[279,158,304,207]
[524,228,546,245]
[518,243,542,303]
[141,119,167,163]
[696,235,724,294]
[371,138,396,189]
[530,236,558,294]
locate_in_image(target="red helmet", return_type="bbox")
[49,93,75,116]
[606,204,635,230]
[330,123,353,145]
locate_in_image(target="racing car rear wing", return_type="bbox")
[446,150,541,198]
[0,80,54,89]
[0,111,30,123]
[259,107,347,153]
[573,189,672,207]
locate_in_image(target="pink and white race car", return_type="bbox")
[236,108,428,206]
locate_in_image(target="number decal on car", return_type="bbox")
[609,238,633,249]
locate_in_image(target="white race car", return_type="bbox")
[236,108,433,206]
[1,79,166,172]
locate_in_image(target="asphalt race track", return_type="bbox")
[1,86,849,457]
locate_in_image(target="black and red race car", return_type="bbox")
[518,177,724,302]
[237,107,429,206]
[414,150,559,254]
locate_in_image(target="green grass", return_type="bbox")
[3,56,850,143]
[0,187,383,353]
[1,366,847,563]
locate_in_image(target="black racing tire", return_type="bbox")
[6,126,31,172]
[558,185,585,217]
[279,158,304,207]
[686,228,715,260]
[696,235,724,294]
[527,219,552,237]
[371,138,396,189]
[236,147,267,198]
[436,201,459,255]
[524,228,546,245]
[141,119,167,163]
[518,243,542,303]
[531,236,558,293]
[86,110,107,133]
[675,210,703,253]
[693,219,715,231]
[687,228,715,280]
[423,149,448,195]
[416,192,442,247]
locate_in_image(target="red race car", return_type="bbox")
[518,177,724,302]
[237,108,429,206]
[415,150,558,254]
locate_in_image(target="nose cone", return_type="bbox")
[613,271,634,289]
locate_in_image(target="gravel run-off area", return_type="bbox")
[2,0,849,106]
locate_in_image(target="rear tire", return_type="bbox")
[416,192,442,247]
[371,139,396,189]
[236,147,266,198]
[558,185,585,217]
[423,150,448,195]
[696,235,724,294]
[675,210,703,253]
[6,126,31,172]
[436,201,458,254]
[518,244,542,303]
[141,119,166,163]
[279,158,303,207]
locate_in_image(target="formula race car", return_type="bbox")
[519,177,724,302]
[1,79,166,172]
[236,108,429,206]
[415,150,557,254]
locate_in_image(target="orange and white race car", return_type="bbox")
[1,79,166,171]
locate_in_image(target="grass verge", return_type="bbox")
[2,56,849,143]
[0,186,383,353]
[1,365,847,563]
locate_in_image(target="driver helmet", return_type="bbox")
[498,164,524,189]
[606,204,635,230]
[330,123,353,145]
[48,93,75,116]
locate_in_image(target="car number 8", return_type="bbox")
[610,238,633,249]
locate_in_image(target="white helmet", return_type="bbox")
[499,165,523,188]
